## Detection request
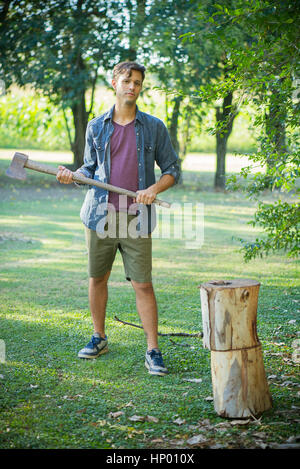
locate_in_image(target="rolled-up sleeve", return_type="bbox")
[77,121,97,179]
[155,120,181,184]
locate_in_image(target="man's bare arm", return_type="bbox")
[135,174,175,205]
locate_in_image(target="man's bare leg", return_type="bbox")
[131,280,159,350]
[89,271,111,338]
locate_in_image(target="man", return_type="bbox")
[56,61,180,376]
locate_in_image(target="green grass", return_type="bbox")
[0,156,299,450]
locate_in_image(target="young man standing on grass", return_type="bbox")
[56,61,180,376]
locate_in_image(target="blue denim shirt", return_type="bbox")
[77,105,180,234]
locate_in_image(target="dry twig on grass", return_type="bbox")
[114,315,203,342]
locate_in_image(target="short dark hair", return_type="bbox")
[113,61,146,82]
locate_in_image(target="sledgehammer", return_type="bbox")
[6,152,171,208]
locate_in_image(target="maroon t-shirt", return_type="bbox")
[108,119,139,213]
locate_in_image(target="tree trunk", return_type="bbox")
[215,132,227,190]
[168,95,183,184]
[265,81,287,169]
[264,81,288,189]
[180,109,192,160]
[71,89,88,169]
[214,92,237,190]
[199,279,272,418]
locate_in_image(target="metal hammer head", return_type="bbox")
[6,152,29,180]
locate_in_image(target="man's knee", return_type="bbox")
[89,271,110,287]
[131,280,154,295]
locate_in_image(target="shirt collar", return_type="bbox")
[103,105,143,125]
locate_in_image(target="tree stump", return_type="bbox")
[199,279,272,418]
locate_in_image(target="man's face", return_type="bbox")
[112,69,143,105]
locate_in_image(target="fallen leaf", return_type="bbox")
[63,394,83,400]
[128,415,145,422]
[183,378,202,383]
[199,419,210,426]
[287,436,300,443]
[108,411,124,419]
[187,434,207,445]
[252,432,267,439]
[151,438,164,444]
[173,417,186,425]
[146,415,159,423]
[256,442,268,449]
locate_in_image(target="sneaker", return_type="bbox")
[78,333,108,359]
[145,348,168,376]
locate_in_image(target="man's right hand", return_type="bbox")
[56,165,74,184]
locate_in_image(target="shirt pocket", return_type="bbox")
[93,138,105,164]
[144,142,156,174]
[145,142,155,154]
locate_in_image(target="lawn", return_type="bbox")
[0,152,299,450]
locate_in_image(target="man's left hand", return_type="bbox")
[135,187,157,205]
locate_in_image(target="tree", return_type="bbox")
[124,0,147,62]
[0,0,123,168]
[192,0,255,190]
[143,0,224,184]
[203,0,300,259]
[144,1,198,169]
[214,82,238,189]
[148,0,246,189]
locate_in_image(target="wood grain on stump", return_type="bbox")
[199,279,272,418]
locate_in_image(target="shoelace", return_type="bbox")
[88,335,102,347]
[149,349,164,366]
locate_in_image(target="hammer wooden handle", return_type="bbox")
[25,159,171,209]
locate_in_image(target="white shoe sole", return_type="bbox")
[145,359,168,376]
[78,345,109,359]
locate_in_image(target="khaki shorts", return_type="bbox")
[85,214,152,283]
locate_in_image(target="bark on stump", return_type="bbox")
[199,279,272,419]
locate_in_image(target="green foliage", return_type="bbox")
[0,0,127,165]
[0,0,122,100]
[0,0,299,260]
[189,0,300,261]
[0,83,258,154]
[239,200,300,262]
[0,87,70,150]
[0,85,109,151]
